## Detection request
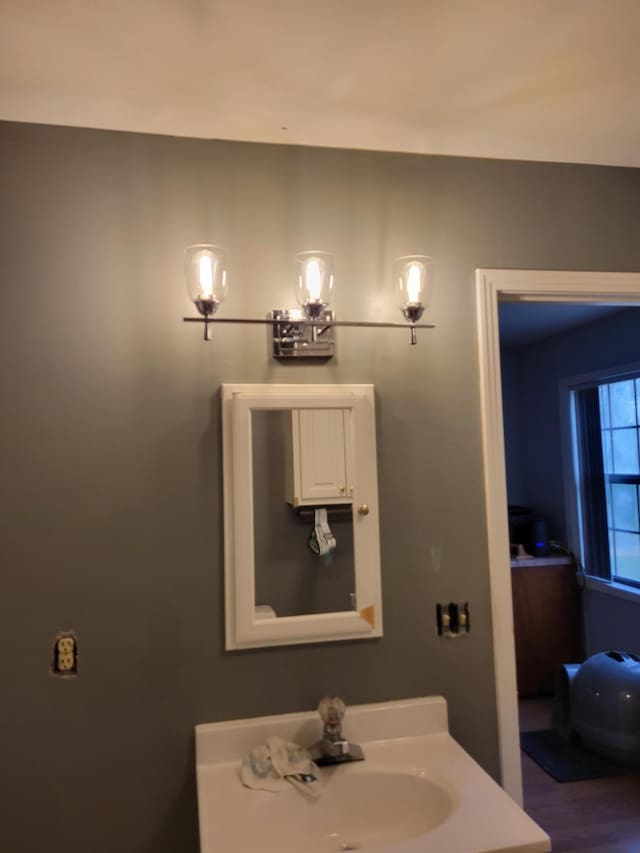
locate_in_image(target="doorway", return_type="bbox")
[475,268,640,805]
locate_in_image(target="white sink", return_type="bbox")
[212,763,453,853]
[195,696,550,853]
[301,765,452,850]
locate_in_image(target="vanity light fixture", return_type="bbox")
[184,244,229,340]
[183,245,434,354]
[394,255,433,345]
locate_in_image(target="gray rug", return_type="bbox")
[521,729,626,782]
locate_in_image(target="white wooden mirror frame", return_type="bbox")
[222,383,383,650]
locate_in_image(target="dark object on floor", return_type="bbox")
[521,729,626,782]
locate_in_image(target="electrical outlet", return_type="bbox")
[53,633,78,675]
[57,652,75,672]
[57,637,74,656]
[436,602,470,638]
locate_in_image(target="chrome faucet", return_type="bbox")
[310,696,365,765]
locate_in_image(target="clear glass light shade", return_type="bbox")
[295,251,334,320]
[184,244,228,316]
[394,255,433,322]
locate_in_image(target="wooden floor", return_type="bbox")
[519,698,640,852]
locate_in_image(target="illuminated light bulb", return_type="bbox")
[184,244,228,317]
[295,251,334,320]
[393,255,433,345]
[305,259,322,301]
[406,263,423,304]
[199,255,214,298]
[394,255,433,314]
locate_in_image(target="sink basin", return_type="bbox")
[216,763,453,853]
[196,696,550,853]
[302,765,452,850]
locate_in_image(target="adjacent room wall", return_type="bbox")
[2,120,640,853]
[501,308,640,543]
[501,308,640,658]
[501,351,527,507]
[583,587,640,656]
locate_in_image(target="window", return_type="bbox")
[573,373,640,588]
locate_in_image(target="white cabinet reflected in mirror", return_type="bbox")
[222,384,382,650]
[286,408,354,506]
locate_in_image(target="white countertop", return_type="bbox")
[195,696,550,853]
[511,555,573,567]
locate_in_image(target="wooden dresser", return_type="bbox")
[511,556,583,696]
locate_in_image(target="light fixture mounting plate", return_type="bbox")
[270,309,335,359]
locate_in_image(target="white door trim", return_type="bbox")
[475,268,640,806]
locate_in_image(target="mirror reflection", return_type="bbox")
[252,410,356,617]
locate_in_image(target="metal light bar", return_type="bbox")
[182,317,435,329]
[183,314,435,353]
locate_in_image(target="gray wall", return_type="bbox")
[2,120,640,853]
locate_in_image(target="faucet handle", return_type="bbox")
[318,695,346,722]
[318,696,346,741]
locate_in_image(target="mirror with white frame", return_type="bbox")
[222,384,382,650]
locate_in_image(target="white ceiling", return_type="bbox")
[1,0,640,167]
